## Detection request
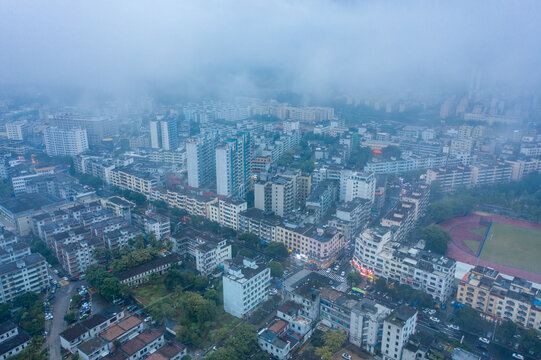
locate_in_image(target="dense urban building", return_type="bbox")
[457,266,541,330]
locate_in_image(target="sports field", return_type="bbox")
[463,239,481,254]
[440,213,541,283]
[481,223,541,274]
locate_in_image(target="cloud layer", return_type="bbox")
[1,0,540,99]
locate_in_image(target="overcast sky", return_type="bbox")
[1,0,540,100]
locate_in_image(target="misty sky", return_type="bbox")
[1,0,540,99]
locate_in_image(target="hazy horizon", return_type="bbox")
[1,1,540,101]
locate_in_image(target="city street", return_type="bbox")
[45,269,82,360]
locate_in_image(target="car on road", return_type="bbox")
[478,337,490,344]
[512,354,524,360]
[429,317,440,323]
[341,353,352,360]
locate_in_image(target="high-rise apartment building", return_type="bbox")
[216,133,252,197]
[186,132,218,188]
[51,114,116,146]
[5,121,30,141]
[149,117,178,151]
[44,127,89,156]
[254,175,296,217]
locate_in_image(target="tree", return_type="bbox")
[171,207,188,218]
[314,330,347,360]
[422,225,451,255]
[30,238,58,265]
[519,328,541,355]
[323,330,347,353]
[374,277,388,292]
[71,294,82,308]
[100,277,124,301]
[113,339,122,350]
[180,271,195,288]
[224,324,259,357]
[238,248,253,258]
[346,271,363,286]
[13,292,40,309]
[454,308,490,334]
[203,289,221,305]
[64,311,77,324]
[266,242,289,259]
[0,303,12,322]
[149,272,160,282]
[268,261,284,278]
[496,320,517,345]
[193,275,209,291]
[164,269,182,291]
[429,200,454,222]
[153,200,168,210]
[238,233,259,247]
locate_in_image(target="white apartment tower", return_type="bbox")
[345,171,376,203]
[44,127,89,156]
[149,117,178,151]
[216,132,252,197]
[6,121,30,141]
[186,132,218,188]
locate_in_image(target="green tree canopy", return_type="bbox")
[346,271,363,286]
[268,261,284,278]
[164,269,182,291]
[421,225,451,255]
[266,242,289,259]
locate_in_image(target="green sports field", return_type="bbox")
[463,239,481,254]
[480,223,541,274]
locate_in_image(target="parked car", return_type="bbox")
[447,324,460,331]
[341,353,352,360]
[478,337,490,344]
[511,354,524,360]
[268,288,278,295]
[429,317,440,323]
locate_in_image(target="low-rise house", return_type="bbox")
[119,329,164,360]
[60,308,126,353]
[0,321,31,360]
[100,316,144,345]
[116,254,182,287]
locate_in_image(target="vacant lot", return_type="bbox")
[481,223,541,274]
